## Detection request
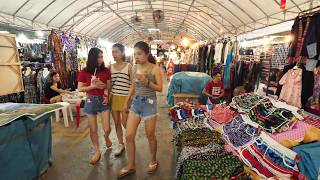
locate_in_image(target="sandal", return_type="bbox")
[147,161,159,174]
[117,168,136,178]
[89,152,101,165]
[104,135,113,148]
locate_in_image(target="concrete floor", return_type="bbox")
[43,79,176,180]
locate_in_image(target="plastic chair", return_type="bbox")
[54,102,74,127]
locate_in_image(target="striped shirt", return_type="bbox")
[111,63,131,96]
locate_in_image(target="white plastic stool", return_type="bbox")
[54,102,74,127]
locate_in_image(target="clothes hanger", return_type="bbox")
[293,57,301,70]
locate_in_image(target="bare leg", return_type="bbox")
[144,117,158,165]
[88,115,100,164]
[112,110,124,145]
[121,111,129,129]
[121,112,140,170]
[50,95,62,104]
[101,110,112,148]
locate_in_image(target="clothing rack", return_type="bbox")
[21,61,52,65]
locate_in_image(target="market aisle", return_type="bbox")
[44,72,175,180]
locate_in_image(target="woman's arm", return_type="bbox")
[106,80,112,92]
[147,66,163,92]
[50,85,70,94]
[78,82,96,92]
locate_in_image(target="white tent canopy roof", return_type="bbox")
[0,0,318,45]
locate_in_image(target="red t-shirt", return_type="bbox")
[205,81,224,97]
[77,69,111,96]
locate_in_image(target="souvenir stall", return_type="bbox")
[167,9,320,178]
[0,33,62,180]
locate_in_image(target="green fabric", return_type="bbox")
[180,155,244,180]
[177,128,224,153]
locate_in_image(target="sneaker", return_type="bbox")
[114,144,125,156]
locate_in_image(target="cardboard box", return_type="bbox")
[173,93,200,104]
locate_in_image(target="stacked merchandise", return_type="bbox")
[169,103,247,180]
[207,93,320,179]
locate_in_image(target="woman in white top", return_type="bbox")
[110,43,132,156]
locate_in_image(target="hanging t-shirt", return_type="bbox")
[205,81,224,97]
[78,69,111,96]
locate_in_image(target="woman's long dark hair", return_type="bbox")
[134,41,156,64]
[85,47,106,74]
[112,43,126,61]
[48,71,60,85]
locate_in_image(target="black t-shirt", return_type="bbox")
[44,82,61,99]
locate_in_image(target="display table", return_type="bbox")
[0,103,62,180]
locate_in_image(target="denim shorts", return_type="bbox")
[84,94,110,115]
[130,96,157,120]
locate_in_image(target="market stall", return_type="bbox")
[169,93,320,179]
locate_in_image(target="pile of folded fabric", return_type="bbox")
[169,102,246,180]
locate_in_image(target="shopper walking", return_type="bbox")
[117,41,163,178]
[77,48,112,165]
[110,43,132,156]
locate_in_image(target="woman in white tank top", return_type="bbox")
[110,43,132,156]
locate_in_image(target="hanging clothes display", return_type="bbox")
[213,42,223,63]
[223,48,234,89]
[288,12,320,67]
[279,68,303,108]
[271,43,289,70]
[23,71,37,104]
[48,31,66,88]
[276,64,314,109]
[307,68,320,114]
